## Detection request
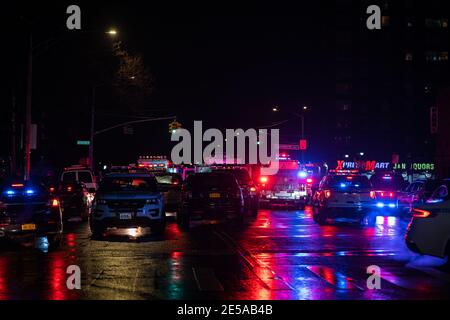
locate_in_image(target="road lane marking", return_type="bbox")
[192,268,224,292]
[306,266,364,290]
[212,229,295,291]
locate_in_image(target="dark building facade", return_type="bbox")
[325,0,449,164]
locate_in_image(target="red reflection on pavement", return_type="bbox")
[0,257,7,298]
[48,254,69,300]
[304,206,313,218]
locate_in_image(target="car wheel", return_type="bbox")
[251,200,259,217]
[152,212,167,235]
[313,203,328,225]
[177,207,190,230]
[48,232,63,250]
[90,221,105,238]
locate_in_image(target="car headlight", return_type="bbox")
[146,198,160,205]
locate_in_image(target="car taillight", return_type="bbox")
[324,190,332,199]
[370,191,376,199]
[306,178,313,184]
[49,187,55,193]
[67,186,73,192]
[375,191,395,198]
[250,186,257,192]
[412,208,431,218]
[50,199,60,207]
[260,176,268,184]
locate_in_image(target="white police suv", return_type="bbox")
[90,172,165,236]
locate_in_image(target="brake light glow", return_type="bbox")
[370,191,376,199]
[250,186,257,192]
[11,184,24,188]
[306,178,313,184]
[51,199,60,207]
[49,187,55,193]
[324,190,332,198]
[67,186,72,192]
[412,208,431,218]
[260,176,268,183]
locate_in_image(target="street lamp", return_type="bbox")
[23,27,119,180]
[106,29,118,36]
[271,105,310,163]
[345,154,350,159]
[359,152,365,156]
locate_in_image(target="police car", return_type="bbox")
[0,180,63,248]
[312,174,375,225]
[90,172,165,236]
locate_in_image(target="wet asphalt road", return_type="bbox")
[0,207,449,300]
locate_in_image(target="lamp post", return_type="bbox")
[23,27,119,179]
[272,105,310,163]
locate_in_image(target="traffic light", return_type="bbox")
[169,120,182,134]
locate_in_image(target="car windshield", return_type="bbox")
[99,177,158,192]
[370,174,405,190]
[325,176,371,189]
[188,173,238,189]
[78,171,93,183]
[155,174,181,185]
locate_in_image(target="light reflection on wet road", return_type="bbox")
[0,207,449,300]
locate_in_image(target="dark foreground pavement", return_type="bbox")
[0,207,449,300]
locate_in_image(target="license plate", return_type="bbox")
[209,193,221,199]
[119,213,132,220]
[21,223,36,231]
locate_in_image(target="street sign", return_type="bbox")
[77,140,90,146]
[299,139,307,150]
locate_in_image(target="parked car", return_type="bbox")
[397,179,423,211]
[0,180,63,248]
[91,172,165,236]
[405,179,450,258]
[177,172,245,229]
[369,172,408,213]
[58,181,92,222]
[154,172,183,214]
[212,167,259,216]
[61,165,97,192]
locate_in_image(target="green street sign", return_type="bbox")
[77,140,91,146]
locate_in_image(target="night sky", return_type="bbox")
[3,1,447,171]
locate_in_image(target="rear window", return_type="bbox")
[187,173,238,189]
[62,172,77,182]
[324,175,371,189]
[214,169,251,185]
[370,174,405,190]
[78,171,93,183]
[99,177,158,192]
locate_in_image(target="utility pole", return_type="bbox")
[301,112,305,164]
[89,86,96,171]
[11,90,17,175]
[24,33,33,181]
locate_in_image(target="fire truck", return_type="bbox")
[258,155,313,209]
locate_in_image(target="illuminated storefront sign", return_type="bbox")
[335,161,435,171]
[393,163,435,171]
